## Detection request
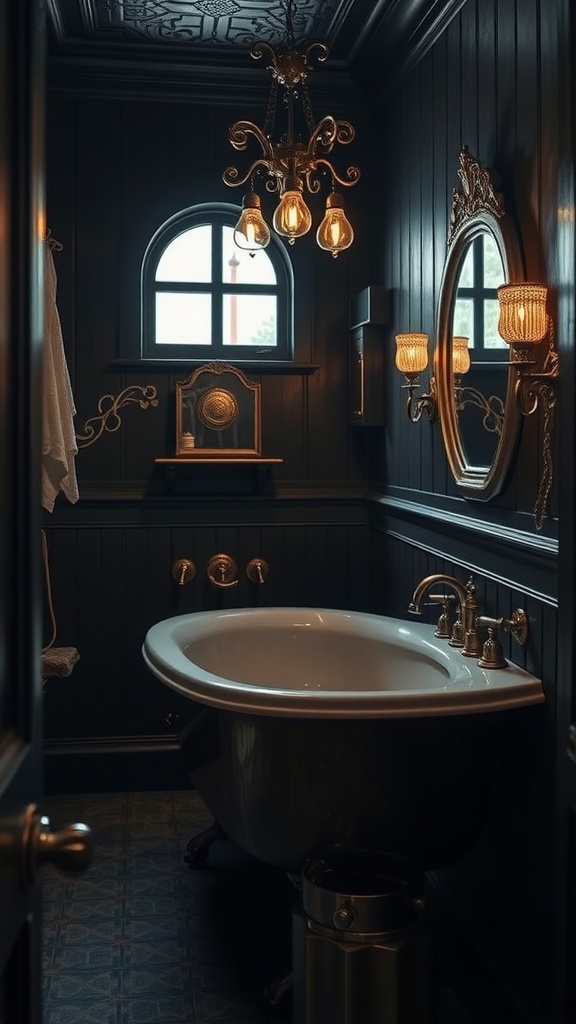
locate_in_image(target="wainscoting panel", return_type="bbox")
[42,504,371,792]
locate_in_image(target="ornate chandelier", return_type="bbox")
[223,0,360,258]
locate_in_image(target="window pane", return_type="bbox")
[155,293,211,344]
[222,226,276,285]
[483,235,505,287]
[453,298,474,346]
[156,225,212,283]
[222,294,277,346]
[458,246,474,287]
[484,298,507,349]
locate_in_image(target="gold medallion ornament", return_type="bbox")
[196,388,239,431]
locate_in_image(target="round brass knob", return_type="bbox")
[206,554,239,589]
[0,804,93,890]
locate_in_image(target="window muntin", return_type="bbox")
[453,234,506,358]
[142,205,292,361]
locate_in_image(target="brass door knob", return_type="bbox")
[206,554,238,588]
[0,804,93,890]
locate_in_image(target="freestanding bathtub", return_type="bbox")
[142,606,544,871]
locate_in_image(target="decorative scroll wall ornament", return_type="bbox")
[76,385,158,449]
[447,146,504,248]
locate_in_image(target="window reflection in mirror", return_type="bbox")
[453,234,506,356]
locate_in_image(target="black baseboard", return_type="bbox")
[44,735,192,794]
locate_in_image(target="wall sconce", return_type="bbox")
[452,336,471,379]
[394,333,437,422]
[497,282,559,529]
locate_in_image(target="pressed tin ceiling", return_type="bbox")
[46,0,465,98]
[47,0,360,53]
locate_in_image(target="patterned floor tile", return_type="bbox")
[43,791,290,1024]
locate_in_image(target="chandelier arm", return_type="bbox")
[223,157,275,189]
[310,118,356,150]
[227,120,275,160]
[307,114,338,155]
[251,41,276,65]
[304,41,329,64]
[308,157,361,189]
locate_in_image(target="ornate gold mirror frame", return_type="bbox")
[175,362,261,457]
[436,147,525,500]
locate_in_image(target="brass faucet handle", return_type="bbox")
[246,558,269,585]
[426,594,457,640]
[171,559,197,586]
[477,609,528,646]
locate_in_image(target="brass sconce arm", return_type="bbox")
[497,286,559,531]
[496,284,557,532]
[402,376,437,423]
[395,333,437,424]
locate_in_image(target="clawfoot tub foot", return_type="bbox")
[184,820,228,867]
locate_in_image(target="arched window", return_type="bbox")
[141,203,293,362]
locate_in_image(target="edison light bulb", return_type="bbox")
[272,189,312,244]
[233,193,271,254]
[316,193,354,257]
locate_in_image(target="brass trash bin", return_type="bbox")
[292,850,435,1024]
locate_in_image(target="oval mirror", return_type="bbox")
[436,147,524,499]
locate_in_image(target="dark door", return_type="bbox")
[0,4,91,1021]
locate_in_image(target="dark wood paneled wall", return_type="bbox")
[43,0,574,1020]
[367,0,571,1021]
[43,66,375,781]
[45,88,373,493]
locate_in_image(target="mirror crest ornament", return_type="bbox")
[437,146,524,501]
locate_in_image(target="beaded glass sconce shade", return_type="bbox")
[497,283,548,344]
[395,334,429,375]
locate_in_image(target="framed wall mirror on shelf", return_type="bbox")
[154,362,283,483]
[174,362,262,457]
[435,146,524,501]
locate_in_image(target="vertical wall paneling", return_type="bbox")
[369,0,565,1016]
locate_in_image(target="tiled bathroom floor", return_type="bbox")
[42,790,295,1024]
[42,789,474,1024]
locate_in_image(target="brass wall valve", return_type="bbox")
[207,554,239,588]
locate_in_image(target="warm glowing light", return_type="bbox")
[273,188,313,243]
[233,192,271,253]
[452,336,471,375]
[395,333,429,375]
[222,1,359,256]
[316,193,354,258]
[497,283,548,344]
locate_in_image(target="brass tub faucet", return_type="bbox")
[409,573,482,658]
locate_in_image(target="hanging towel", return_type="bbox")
[42,244,79,513]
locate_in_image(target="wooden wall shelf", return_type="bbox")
[154,456,284,494]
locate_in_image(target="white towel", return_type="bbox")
[42,245,79,513]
